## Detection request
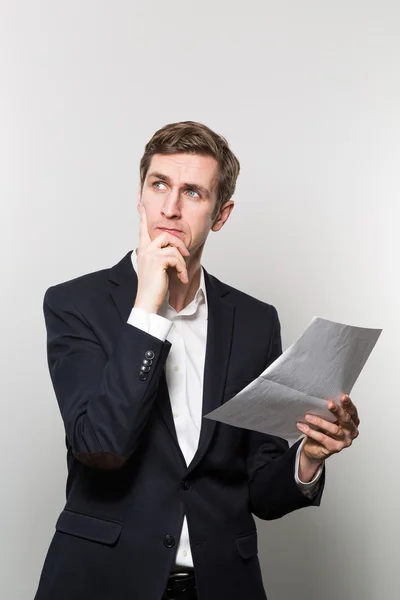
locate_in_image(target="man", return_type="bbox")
[35,121,359,600]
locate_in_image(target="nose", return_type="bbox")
[161,187,181,220]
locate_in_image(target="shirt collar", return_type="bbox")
[130,248,208,317]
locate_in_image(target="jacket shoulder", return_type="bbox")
[43,250,133,307]
[44,264,112,308]
[208,272,278,318]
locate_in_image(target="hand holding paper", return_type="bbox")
[205,317,382,443]
[296,393,360,480]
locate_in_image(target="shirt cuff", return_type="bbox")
[295,437,324,498]
[127,307,173,342]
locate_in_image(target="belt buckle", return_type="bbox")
[165,571,195,600]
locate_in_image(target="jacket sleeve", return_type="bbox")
[43,286,171,470]
[246,306,325,520]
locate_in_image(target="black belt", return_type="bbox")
[163,571,197,600]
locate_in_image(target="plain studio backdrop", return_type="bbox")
[1,1,399,599]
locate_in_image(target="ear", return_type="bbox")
[211,200,234,232]
[137,185,142,213]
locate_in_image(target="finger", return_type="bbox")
[138,205,152,248]
[158,246,189,282]
[296,422,343,456]
[328,401,357,431]
[340,394,360,427]
[159,246,189,270]
[161,254,189,284]
[154,231,190,257]
[304,414,344,439]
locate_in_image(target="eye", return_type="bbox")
[153,181,167,190]
[186,189,200,198]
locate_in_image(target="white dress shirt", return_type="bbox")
[127,249,322,568]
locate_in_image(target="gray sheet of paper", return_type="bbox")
[205,317,382,442]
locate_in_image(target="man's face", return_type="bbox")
[137,153,233,254]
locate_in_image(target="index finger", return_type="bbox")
[341,394,360,427]
[138,204,152,248]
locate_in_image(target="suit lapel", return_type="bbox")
[186,269,235,474]
[109,250,138,324]
[156,369,186,463]
[108,251,236,472]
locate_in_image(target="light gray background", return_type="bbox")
[1,1,399,599]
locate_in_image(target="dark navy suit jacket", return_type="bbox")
[34,250,324,600]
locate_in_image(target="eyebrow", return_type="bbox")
[148,171,211,199]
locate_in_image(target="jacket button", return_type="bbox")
[141,365,151,372]
[139,372,148,381]
[181,480,190,490]
[164,535,175,548]
[143,358,153,366]
[145,350,155,360]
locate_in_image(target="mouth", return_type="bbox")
[157,227,183,236]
